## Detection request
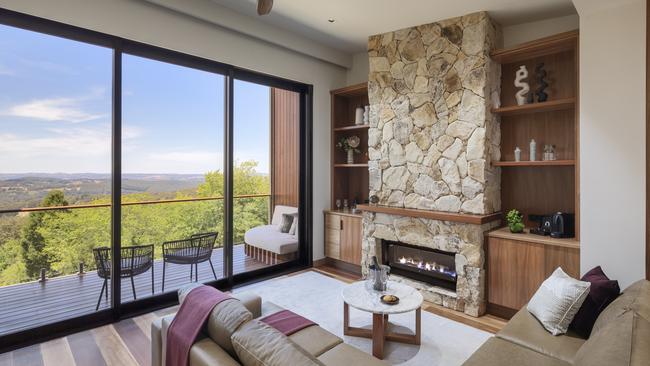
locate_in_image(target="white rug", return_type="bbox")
[233,271,490,365]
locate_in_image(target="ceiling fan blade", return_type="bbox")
[257,0,273,15]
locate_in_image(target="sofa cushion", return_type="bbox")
[190,338,240,366]
[462,337,571,366]
[497,307,585,363]
[289,325,342,357]
[631,312,650,366]
[317,343,389,366]
[231,320,324,366]
[573,311,634,366]
[177,284,253,358]
[592,280,647,335]
[570,266,620,338]
[527,267,590,335]
[244,225,299,254]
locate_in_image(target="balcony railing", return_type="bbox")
[0,193,276,335]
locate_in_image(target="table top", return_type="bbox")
[341,280,423,315]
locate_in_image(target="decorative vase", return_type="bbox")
[347,150,354,164]
[363,106,370,124]
[514,147,521,162]
[514,65,530,106]
[529,139,537,161]
[354,107,364,125]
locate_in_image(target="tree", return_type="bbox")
[20,190,67,278]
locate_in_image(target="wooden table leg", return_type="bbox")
[415,307,421,345]
[383,314,389,334]
[372,313,385,359]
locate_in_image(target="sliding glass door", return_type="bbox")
[120,54,226,304]
[0,24,113,333]
[233,81,301,275]
[0,8,311,350]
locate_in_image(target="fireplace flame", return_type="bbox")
[396,256,456,278]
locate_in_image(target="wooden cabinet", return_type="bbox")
[487,228,580,318]
[324,211,362,266]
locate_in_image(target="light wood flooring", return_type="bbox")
[0,266,506,366]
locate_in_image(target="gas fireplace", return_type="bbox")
[382,240,457,291]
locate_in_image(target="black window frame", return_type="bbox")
[0,7,313,351]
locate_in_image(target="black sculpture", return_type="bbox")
[535,63,548,102]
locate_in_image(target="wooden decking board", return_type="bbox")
[0,245,276,336]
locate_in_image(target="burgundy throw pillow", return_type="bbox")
[569,266,620,338]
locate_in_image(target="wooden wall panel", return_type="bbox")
[271,88,299,208]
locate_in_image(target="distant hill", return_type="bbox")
[0,173,205,210]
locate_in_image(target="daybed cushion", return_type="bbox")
[244,225,298,254]
[271,205,298,226]
[497,307,586,363]
[463,337,571,366]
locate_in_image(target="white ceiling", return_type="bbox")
[210,0,577,53]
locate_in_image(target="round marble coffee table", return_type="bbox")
[341,281,423,359]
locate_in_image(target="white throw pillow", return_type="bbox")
[527,267,591,335]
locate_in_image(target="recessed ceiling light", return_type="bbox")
[328,18,335,23]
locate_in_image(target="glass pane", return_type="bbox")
[0,24,112,335]
[233,81,299,274]
[121,54,225,302]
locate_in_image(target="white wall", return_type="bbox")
[574,0,646,287]
[346,51,370,84]
[0,0,349,261]
[502,14,579,48]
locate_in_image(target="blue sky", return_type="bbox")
[0,24,271,175]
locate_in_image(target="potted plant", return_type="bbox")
[506,209,525,233]
[337,136,361,164]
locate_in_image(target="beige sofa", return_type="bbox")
[151,291,388,366]
[464,280,650,366]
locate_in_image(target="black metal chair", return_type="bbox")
[92,244,154,311]
[161,232,219,292]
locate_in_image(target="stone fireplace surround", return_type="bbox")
[362,12,502,317]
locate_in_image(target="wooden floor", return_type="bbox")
[0,266,507,366]
[0,244,272,337]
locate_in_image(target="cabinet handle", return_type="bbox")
[340,219,343,231]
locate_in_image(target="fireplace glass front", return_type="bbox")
[382,240,457,291]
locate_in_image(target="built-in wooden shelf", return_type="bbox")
[357,204,501,225]
[493,160,575,167]
[488,227,580,249]
[334,163,368,168]
[323,209,363,218]
[491,30,578,64]
[334,124,370,132]
[492,98,575,116]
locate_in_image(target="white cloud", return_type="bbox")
[0,64,13,76]
[6,97,105,123]
[0,127,112,173]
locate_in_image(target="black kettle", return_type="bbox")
[550,212,575,238]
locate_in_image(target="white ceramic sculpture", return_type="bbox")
[363,106,370,124]
[514,65,530,106]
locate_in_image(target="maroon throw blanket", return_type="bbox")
[259,309,317,336]
[166,286,231,366]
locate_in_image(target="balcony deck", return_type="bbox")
[0,244,271,336]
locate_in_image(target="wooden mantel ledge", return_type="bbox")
[356,204,502,225]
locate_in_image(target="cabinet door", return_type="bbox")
[340,216,362,265]
[324,213,341,259]
[487,237,580,314]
